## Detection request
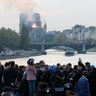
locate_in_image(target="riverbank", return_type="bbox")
[1,49,96,67]
[0,51,42,60]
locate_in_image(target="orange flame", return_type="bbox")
[32,23,38,28]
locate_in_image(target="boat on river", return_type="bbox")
[65,50,74,56]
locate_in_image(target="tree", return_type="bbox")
[54,34,67,44]
[20,25,30,50]
[86,38,96,44]
[44,34,54,43]
[0,27,20,51]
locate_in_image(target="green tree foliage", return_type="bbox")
[44,34,54,43]
[0,27,20,51]
[20,25,30,50]
[86,38,96,44]
[54,34,67,43]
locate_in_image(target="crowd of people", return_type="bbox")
[0,57,96,96]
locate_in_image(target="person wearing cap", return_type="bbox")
[26,58,37,96]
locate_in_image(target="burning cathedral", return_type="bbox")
[19,13,47,43]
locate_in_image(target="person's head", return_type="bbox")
[78,61,83,66]
[9,61,15,67]
[48,65,56,72]
[38,82,49,92]
[68,63,72,67]
[27,58,34,65]
[82,70,89,78]
[4,62,10,68]
[65,63,72,72]
[1,86,15,96]
[57,63,61,69]
[85,62,90,69]
[39,60,45,66]
[73,65,78,70]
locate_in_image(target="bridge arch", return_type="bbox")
[30,43,96,53]
[30,43,64,51]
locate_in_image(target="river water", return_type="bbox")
[1,49,96,67]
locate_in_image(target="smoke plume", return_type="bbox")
[0,0,37,13]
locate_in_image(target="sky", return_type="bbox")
[0,0,96,32]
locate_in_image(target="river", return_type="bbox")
[0,49,96,67]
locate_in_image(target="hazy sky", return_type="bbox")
[0,0,96,32]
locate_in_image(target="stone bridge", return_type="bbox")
[30,42,96,53]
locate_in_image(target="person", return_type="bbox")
[14,71,29,96]
[1,86,15,96]
[89,68,96,96]
[0,64,4,95]
[4,61,18,87]
[0,62,1,66]
[39,60,45,66]
[66,90,76,96]
[51,66,65,96]
[26,58,37,96]
[35,82,52,96]
[74,70,91,96]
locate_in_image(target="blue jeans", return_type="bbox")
[28,80,36,96]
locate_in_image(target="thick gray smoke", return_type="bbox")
[0,0,37,13]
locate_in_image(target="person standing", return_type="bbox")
[26,58,37,96]
[74,70,91,96]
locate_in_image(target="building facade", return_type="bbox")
[19,13,28,34]
[19,13,47,43]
